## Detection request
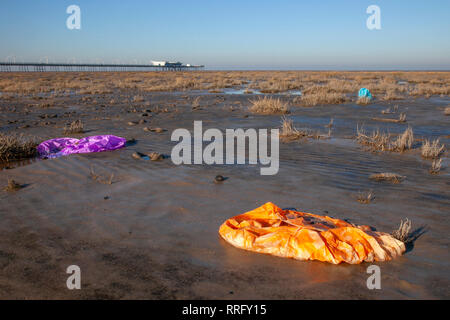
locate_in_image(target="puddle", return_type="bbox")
[286,90,302,96]
[224,89,263,95]
[224,89,302,96]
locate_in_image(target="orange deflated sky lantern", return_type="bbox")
[219,202,405,264]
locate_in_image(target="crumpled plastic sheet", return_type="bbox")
[358,87,373,99]
[219,202,405,264]
[37,135,127,158]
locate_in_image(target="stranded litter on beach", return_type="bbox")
[219,202,406,264]
[37,135,127,158]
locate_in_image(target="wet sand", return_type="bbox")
[0,82,449,299]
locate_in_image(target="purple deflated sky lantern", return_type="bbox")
[37,135,127,158]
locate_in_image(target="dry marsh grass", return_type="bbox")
[249,97,289,114]
[147,152,164,161]
[372,113,406,123]
[392,219,412,243]
[421,139,445,159]
[132,95,145,103]
[382,90,403,101]
[279,116,303,141]
[90,166,114,185]
[300,92,347,107]
[381,105,399,114]
[369,172,405,183]
[445,107,450,116]
[257,80,300,93]
[357,190,375,204]
[280,116,330,141]
[63,120,84,134]
[391,127,414,152]
[429,158,442,175]
[1,71,449,96]
[0,72,449,105]
[192,96,201,110]
[411,83,450,96]
[356,96,372,105]
[356,127,413,152]
[3,178,23,192]
[0,133,37,161]
[325,118,334,128]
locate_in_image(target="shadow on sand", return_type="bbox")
[405,226,428,253]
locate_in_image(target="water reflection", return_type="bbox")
[224,89,302,96]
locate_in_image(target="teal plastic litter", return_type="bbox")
[358,88,372,99]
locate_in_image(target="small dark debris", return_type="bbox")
[214,175,227,183]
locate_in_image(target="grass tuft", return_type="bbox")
[0,133,37,162]
[301,92,347,107]
[372,113,406,123]
[392,219,412,243]
[357,190,375,204]
[421,139,445,159]
[280,116,301,140]
[369,172,405,183]
[356,126,413,152]
[90,166,114,185]
[132,95,145,103]
[279,116,330,141]
[356,96,371,105]
[192,96,201,110]
[429,158,442,175]
[3,178,23,192]
[391,127,414,152]
[325,118,334,128]
[249,96,289,114]
[63,120,84,134]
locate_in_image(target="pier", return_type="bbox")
[0,62,204,72]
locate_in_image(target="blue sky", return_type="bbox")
[0,0,449,70]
